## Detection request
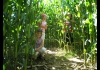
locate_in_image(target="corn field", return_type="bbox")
[3,0,97,70]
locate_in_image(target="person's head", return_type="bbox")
[68,13,72,20]
[36,28,42,38]
[41,14,47,20]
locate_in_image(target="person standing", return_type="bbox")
[41,14,47,40]
[64,13,74,52]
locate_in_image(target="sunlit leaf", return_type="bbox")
[12,30,14,32]
[75,5,78,11]
[85,19,90,24]
[19,26,22,30]
[77,12,80,17]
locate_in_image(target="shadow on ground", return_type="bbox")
[26,48,96,70]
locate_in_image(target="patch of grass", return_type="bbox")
[64,51,77,59]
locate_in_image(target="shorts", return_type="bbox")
[32,47,46,56]
[41,32,45,40]
[39,47,46,53]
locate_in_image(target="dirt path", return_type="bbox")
[27,48,97,70]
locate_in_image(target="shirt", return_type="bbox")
[64,20,72,32]
[36,38,43,48]
[41,21,47,33]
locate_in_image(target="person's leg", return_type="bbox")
[66,32,71,52]
[39,47,47,57]
[34,52,39,60]
[66,33,69,43]
[64,31,67,43]
[32,49,40,60]
[69,33,72,51]
[41,32,47,57]
[70,33,74,51]
[41,32,45,48]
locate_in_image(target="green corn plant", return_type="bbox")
[3,0,97,69]
[86,41,97,66]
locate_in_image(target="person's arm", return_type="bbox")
[45,24,47,29]
[36,40,44,52]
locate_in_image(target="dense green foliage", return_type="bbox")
[3,0,97,70]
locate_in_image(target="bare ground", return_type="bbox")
[27,48,97,70]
